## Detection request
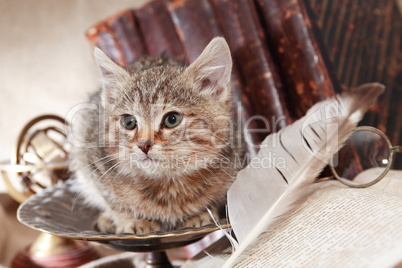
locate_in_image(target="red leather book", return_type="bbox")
[255,0,338,117]
[210,0,292,134]
[166,0,221,63]
[135,0,187,62]
[107,10,145,65]
[86,21,125,65]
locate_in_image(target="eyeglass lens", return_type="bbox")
[332,129,391,186]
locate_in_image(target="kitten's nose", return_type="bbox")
[137,140,153,155]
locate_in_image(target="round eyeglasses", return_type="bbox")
[329,126,401,188]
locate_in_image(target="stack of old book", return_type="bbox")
[86,0,341,155]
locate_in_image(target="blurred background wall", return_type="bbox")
[0,1,149,192]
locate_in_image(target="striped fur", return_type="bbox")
[69,38,242,233]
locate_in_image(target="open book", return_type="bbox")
[184,169,402,268]
[182,83,399,267]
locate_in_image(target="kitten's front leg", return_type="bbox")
[115,217,162,234]
[97,210,161,234]
[178,209,219,229]
[97,211,116,233]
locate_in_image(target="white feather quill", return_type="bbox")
[224,83,385,267]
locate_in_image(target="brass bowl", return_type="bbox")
[17,180,230,252]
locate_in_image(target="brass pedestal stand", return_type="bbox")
[146,252,173,268]
[0,115,101,267]
[11,233,100,268]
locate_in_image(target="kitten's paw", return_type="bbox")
[179,210,219,229]
[115,218,161,234]
[97,212,116,233]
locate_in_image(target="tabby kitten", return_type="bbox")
[69,37,240,234]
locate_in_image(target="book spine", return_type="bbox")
[86,22,126,65]
[166,0,221,63]
[209,0,292,133]
[135,0,187,63]
[231,65,261,158]
[255,0,337,117]
[107,10,146,65]
[86,11,145,66]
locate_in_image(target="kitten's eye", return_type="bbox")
[163,112,183,128]
[121,115,137,130]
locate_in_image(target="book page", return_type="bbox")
[183,170,402,268]
[233,186,402,267]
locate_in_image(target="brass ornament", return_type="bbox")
[0,114,99,267]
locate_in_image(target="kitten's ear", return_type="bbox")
[94,48,131,103]
[184,37,232,100]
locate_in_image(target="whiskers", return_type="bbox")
[152,143,238,186]
[98,159,125,184]
[70,153,120,213]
